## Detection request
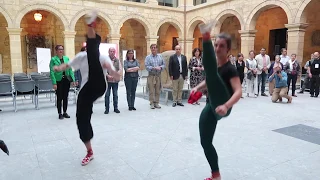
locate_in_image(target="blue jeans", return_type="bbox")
[105,82,119,110]
[124,77,138,108]
[258,72,267,94]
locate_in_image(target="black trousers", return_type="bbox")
[287,74,298,95]
[124,76,138,108]
[56,77,70,114]
[310,75,320,96]
[76,34,106,143]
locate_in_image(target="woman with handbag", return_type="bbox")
[49,45,76,120]
[246,50,258,97]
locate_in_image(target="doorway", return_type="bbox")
[268,28,287,61]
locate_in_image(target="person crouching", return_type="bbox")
[269,66,292,103]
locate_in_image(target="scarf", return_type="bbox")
[289,60,295,70]
[289,60,297,75]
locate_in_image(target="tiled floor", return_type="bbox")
[0,84,320,180]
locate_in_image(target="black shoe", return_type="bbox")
[298,91,304,94]
[104,110,109,114]
[129,107,133,111]
[63,113,70,118]
[172,103,177,107]
[177,102,184,106]
[132,107,136,111]
[261,93,268,97]
[315,95,319,98]
[59,114,64,120]
[114,109,120,113]
[0,140,9,156]
[311,95,314,97]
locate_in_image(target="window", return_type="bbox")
[193,0,206,6]
[158,0,178,7]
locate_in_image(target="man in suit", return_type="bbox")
[255,47,271,96]
[169,45,188,107]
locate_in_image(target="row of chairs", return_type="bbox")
[0,72,76,112]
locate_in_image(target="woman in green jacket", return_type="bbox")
[49,45,75,120]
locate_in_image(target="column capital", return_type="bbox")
[238,30,257,37]
[6,28,22,35]
[185,38,195,43]
[63,31,76,38]
[107,34,121,40]
[145,35,159,40]
[285,23,309,32]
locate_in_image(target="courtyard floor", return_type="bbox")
[0,82,320,180]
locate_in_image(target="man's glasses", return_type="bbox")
[58,49,64,51]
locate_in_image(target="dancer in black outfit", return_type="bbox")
[54,11,120,165]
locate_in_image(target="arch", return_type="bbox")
[0,6,13,27]
[187,16,207,38]
[115,13,151,36]
[15,3,69,30]
[70,9,114,33]
[155,18,183,37]
[294,0,311,23]
[245,0,293,30]
[213,9,245,34]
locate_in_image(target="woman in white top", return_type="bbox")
[53,11,120,166]
[245,50,258,97]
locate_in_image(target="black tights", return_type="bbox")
[76,34,106,143]
[56,77,70,114]
[199,102,219,172]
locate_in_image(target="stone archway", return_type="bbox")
[213,9,245,34]
[116,14,151,36]
[156,18,183,38]
[219,15,242,56]
[119,19,148,69]
[245,1,293,30]
[15,3,69,30]
[73,14,111,54]
[187,17,206,52]
[298,0,320,65]
[0,12,11,73]
[19,10,66,73]
[0,6,13,28]
[247,4,289,60]
[70,9,114,33]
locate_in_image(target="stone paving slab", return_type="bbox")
[0,84,320,180]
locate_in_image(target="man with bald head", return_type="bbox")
[169,45,188,107]
[308,52,320,97]
[104,47,122,114]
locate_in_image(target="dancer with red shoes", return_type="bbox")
[190,21,242,180]
[53,11,120,166]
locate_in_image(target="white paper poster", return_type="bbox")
[99,43,119,58]
[36,48,51,73]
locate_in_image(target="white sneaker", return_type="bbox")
[84,10,97,25]
[198,20,215,34]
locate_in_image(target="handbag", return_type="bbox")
[247,71,253,80]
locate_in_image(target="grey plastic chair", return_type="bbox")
[35,79,55,109]
[0,81,14,109]
[14,80,36,112]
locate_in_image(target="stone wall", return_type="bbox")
[220,16,241,57]
[0,15,10,73]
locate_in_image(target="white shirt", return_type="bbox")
[177,55,182,73]
[280,55,290,65]
[68,51,115,91]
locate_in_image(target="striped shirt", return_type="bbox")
[145,54,165,75]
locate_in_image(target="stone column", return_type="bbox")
[145,35,159,55]
[239,30,257,59]
[7,28,23,73]
[145,0,158,5]
[177,38,185,53]
[107,34,121,58]
[285,23,308,64]
[63,31,76,60]
[185,38,194,62]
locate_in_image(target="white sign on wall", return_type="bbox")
[36,48,51,73]
[122,50,136,77]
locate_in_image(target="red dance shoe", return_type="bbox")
[188,91,203,104]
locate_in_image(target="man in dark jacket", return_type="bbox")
[169,45,188,107]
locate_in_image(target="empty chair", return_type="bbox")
[0,81,14,109]
[41,72,50,77]
[13,80,36,112]
[13,73,27,77]
[35,79,55,109]
[0,75,11,82]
